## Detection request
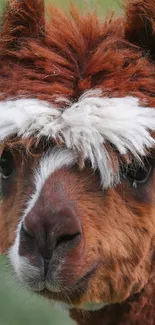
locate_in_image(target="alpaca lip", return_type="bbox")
[75,263,99,288]
[26,260,98,295]
[38,264,100,304]
[47,263,98,295]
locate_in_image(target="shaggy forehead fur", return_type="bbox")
[1,1,155,187]
[0,5,155,103]
[1,94,155,188]
[0,2,154,102]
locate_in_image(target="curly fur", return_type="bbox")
[0,0,155,325]
[1,94,155,188]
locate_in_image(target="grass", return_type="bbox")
[0,1,121,325]
[0,0,123,15]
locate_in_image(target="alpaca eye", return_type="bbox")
[0,150,14,179]
[126,158,152,185]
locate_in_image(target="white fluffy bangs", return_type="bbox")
[0,90,155,188]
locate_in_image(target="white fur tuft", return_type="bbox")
[0,91,155,187]
[24,148,77,218]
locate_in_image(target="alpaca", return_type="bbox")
[0,0,155,324]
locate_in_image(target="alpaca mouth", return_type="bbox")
[37,264,101,308]
[36,262,98,294]
[16,256,99,303]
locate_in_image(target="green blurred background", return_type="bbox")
[0,1,121,324]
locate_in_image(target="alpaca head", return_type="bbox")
[0,0,155,311]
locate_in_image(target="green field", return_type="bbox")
[0,1,121,325]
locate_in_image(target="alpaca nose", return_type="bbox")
[20,205,81,274]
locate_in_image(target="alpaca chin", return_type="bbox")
[70,273,155,325]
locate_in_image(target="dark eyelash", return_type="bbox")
[121,157,153,185]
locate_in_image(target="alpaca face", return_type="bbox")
[0,0,155,312]
[0,135,155,309]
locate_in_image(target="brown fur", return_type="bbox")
[0,0,155,324]
[70,274,155,325]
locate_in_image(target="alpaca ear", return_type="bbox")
[125,0,155,60]
[0,0,45,49]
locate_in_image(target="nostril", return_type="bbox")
[56,232,81,249]
[21,222,34,238]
